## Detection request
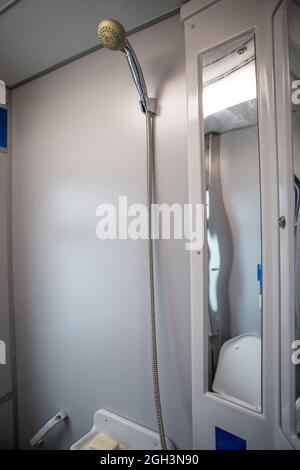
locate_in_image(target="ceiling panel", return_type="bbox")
[0,0,185,87]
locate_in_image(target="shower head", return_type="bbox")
[98,19,126,51]
[97,19,157,114]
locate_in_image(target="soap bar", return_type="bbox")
[89,434,119,450]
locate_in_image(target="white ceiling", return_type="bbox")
[0,0,185,87]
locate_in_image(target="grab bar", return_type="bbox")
[30,409,68,447]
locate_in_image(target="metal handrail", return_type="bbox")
[30,410,68,447]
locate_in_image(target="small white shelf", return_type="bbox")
[71,409,174,450]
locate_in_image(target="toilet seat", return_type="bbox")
[212,334,261,411]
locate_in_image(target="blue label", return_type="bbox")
[257,263,262,295]
[0,107,8,149]
[215,427,247,450]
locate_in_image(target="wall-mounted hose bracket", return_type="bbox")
[140,97,157,115]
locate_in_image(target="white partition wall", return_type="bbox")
[11,15,192,450]
[181,0,293,449]
[274,0,300,450]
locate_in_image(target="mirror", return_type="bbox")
[288,0,300,436]
[201,33,262,411]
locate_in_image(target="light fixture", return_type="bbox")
[203,61,257,118]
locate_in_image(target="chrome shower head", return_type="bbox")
[97,19,157,114]
[98,19,126,51]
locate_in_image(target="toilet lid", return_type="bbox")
[212,334,261,410]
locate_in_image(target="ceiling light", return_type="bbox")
[203,61,257,118]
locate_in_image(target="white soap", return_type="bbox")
[89,434,119,450]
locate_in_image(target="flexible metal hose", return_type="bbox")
[0,0,21,15]
[145,111,168,450]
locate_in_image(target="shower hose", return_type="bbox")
[145,111,168,450]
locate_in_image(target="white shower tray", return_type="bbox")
[71,409,174,450]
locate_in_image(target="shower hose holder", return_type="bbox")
[140,97,157,115]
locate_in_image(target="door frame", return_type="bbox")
[273,0,300,449]
[181,0,289,449]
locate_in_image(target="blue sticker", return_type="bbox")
[0,107,8,149]
[215,427,247,450]
[257,263,262,295]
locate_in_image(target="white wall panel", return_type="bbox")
[11,15,192,449]
[220,127,261,337]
